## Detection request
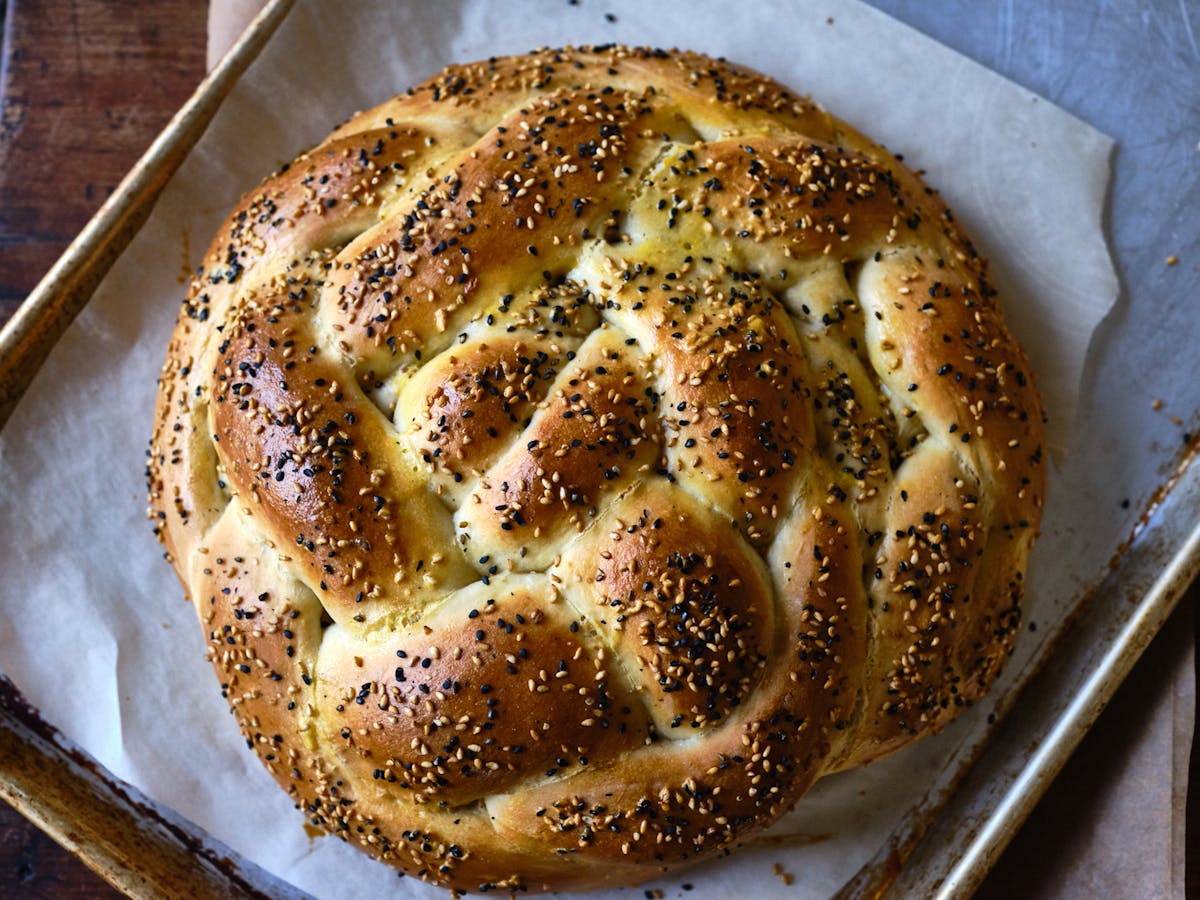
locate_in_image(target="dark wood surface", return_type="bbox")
[0,1,1193,896]
[0,801,113,898]
[0,0,207,317]
[0,0,204,895]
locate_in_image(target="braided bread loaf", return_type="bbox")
[147,46,1044,893]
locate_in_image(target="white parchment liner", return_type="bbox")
[0,1,1117,896]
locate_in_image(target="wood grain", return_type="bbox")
[0,0,206,313]
[0,802,113,898]
[0,0,204,895]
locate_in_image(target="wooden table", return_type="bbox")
[0,2,205,896]
[0,1,1194,896]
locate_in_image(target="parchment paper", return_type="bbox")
[0,1,1118,897]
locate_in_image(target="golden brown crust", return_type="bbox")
[146,45,1045,893]
[315,576,650,807]
[560,482,775,733]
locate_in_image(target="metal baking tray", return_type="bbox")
[1,0,1196,896]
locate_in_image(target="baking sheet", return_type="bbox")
[0,1,1121,897]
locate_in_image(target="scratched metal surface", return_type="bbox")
[863,0,1200,894]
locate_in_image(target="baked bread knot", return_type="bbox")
[147,46,1044,893]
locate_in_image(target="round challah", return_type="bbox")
[147,46,1045,893]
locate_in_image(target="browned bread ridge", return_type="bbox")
[146,45,1044,893]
